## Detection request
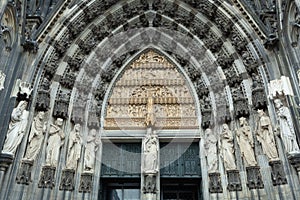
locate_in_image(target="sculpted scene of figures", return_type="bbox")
[204,128,218,173]
[143,129,159,173]
[45,118,65,167]
[2,101,29,155]
[256,109,279,161]
[24,111,47,161]
[84,129,100,172]
[220,124,237,170]
[274,99,300,153]
[66,124,82,170]
[236,117,257,166]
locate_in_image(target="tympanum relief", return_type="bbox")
[104,51,198,130]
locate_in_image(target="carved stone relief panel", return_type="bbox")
[104,51,198,130]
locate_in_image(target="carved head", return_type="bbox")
[56,118,64,126]
[222,123,229,131]
[239,117,247,126]
[18,101,28,110]
[74,123,81,131]
[257,109,265,117]
[90,129,97,136]
[38,111,45,119]
[274,99,283,109]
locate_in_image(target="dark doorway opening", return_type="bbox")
[161,178,202,200]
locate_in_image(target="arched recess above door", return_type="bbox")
[104,50,199,130]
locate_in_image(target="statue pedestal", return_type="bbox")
[288,152,300,178]
[0,152,13,171]
[79,171,93,193]
[143,193,156,200]
[16,159,34,185]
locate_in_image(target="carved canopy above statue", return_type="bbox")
[104,50,198,130]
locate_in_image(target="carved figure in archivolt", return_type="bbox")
[143,129,159,173]
[2,101,29,155]
[204,128,218,172]
[145,92,156,127]
[274,99,300,153]
[45,118,65,166]
[66,124,82,170]
[220,124,237,170]
[0,70,6,91]
[256,110,279,160]
[236,117,257,166]
[84,129,100,171]
[24,111,47,161]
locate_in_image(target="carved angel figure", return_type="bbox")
[236,117,257,166]
[66,124,82,170]
[84,129,100,171]
[256,110,279,160]
[220,124,237,170]
[204,128,218,172]
[24,111,47,161]
[2,101,29,155]
[45,118,65,166]
[274,99,300,153]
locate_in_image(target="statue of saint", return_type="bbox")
[256,109,279,160]
[143,128,158,173]
[204,128,218,172]
[236,117,257,166]
[145,91,156,127]
[66,124,82,170]
[2,101,29,155]
[274,99,300,153]
[45,118,65,166]
[220,124,237,170]
[24,111,47,161]
[84,129,100,171]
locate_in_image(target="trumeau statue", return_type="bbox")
[45,118,65,166]
[84,129,100,171]
[2,101,29,155]
[66,124,82,170]
[24,111,47,161]
[236,117,257,166]
[220,124,237,170]
[256,109,279,161]
[0,70,6,91]
[274,99,300,153]
[204,128,218,173]
[143,128,159,173]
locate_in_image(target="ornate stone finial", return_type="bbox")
[0,70,6,91]
[19,81,33,99]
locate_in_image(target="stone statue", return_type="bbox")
[0,70,6,91]
[24,111,47,161]
[84,129,100,171]
[66,124,82,170]
[236,117,257,166]
[145,91,156,127]
[143,128,158,173]
[256,109,279,160]
[45,118,65,166]
[274,99,300,153]
[220,124,237,170]
[204,128,218,172]
[2,101,29,155]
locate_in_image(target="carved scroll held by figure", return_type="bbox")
[204,128,218,173]
[143,129,159,173]
[84,129,100,172]
[220,124,237,170]
[145,91,156,127]
[2,101,29,155]
[256,110,279,161]
[45,118,65,167]
[236,117,257,166]
[66,124,82,170]
[274,99,300,153]
[0,70,6,91]
[24,111,47,161]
